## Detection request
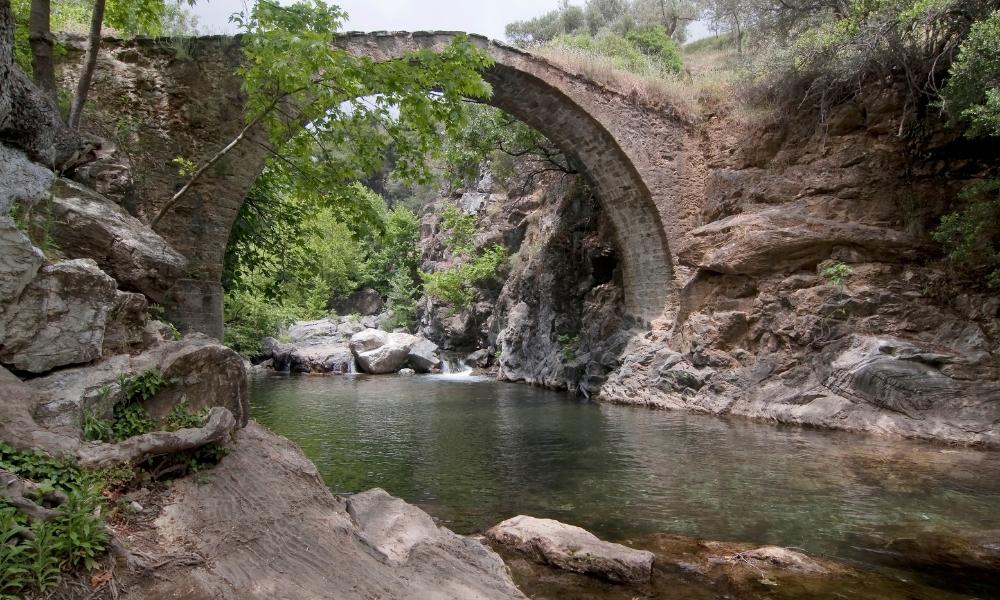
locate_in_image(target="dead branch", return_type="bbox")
[76,407,237,470]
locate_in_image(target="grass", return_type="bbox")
[533,34,743,122]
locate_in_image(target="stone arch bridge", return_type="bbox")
[83,32,699,338]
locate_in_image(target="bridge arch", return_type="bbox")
[82,32,689,337]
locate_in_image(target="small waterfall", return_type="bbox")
[347,357,357,375]
[440,354,473,377]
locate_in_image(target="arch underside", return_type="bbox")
[337,33,674,323]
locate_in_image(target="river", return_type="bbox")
[250,372,1000,597]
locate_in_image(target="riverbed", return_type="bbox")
[250,373,1000,597]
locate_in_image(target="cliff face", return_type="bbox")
[418,91,1000,446]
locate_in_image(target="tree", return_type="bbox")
[153,0,493,227]
[66,0,104,128]
[27,0,54,100]
[705,0,751,53]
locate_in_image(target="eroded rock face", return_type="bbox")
[0,258,117,373]
[487,515,655,583]
[329,287,384,316]
[675,204,922,276]
[33,335,249,431]
[45,178,186,302]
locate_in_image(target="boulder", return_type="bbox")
[356,343,411,375]
[287,344,355,374]
[487,515,655,583]
[33,335,250,431]
[408,337,441,372]
[465,349,491,368]
[676,204,921,275]
[44,179,186,302]
[349,329,389,354]
[329,287,384,316]
[0,259,117,373]
[399,368,416,375]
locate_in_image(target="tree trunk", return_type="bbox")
[28,0,56,102]
[67,0,105,129]
[1,0,13,129]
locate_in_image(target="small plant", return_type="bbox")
[82,410,114,443]
[111,402,156,442]
[0,444,110,597]
[24,522,61,592]
[165,401,208,431]
[117,368,177,404]
[558,333,579,362]
[422,244,507,312]
[172,156,197,177]
[819,261,852,287]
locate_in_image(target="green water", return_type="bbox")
[250,373,1000,595]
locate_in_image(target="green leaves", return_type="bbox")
[942,9,1000,138]
[933,180,1000,288]
[422,244,508,312]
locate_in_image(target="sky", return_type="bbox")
[189,1,711,41]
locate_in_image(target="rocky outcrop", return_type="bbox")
[120,423,527,600]
[329,287,384,316]
[33,334,249,430]
[42,179,186,302]
[487,515,655,583]
[676,204,923,275]
[0,258,118,373]
[599,263,1000,446]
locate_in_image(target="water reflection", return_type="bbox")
[250,374,1000,580]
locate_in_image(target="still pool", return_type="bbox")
[250,373,1000,596]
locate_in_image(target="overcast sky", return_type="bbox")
[189,1,710,41]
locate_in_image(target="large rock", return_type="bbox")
[408,337,441,372]
[0,258,117,373]
[351,330,418,374]
[676,204,921,275]
[0,145,54,216]
[487,515,655,583]
[355,343,412,375]
[33,335,249,430]
[127,423,527,599]
[329,287,384,316]
[286,344,355,374]
[349,328,389,354]
[44,178,186,302]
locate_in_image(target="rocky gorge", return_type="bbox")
[0,1,999,597]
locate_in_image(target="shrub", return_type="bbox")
[942,9,1000,137]
[933,180,1000,289]
[422,245,507,312]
